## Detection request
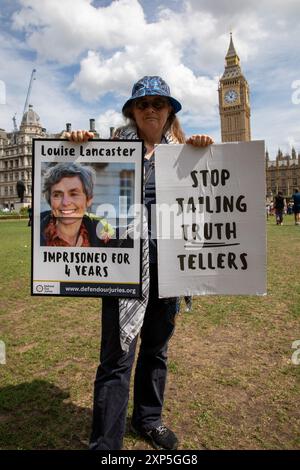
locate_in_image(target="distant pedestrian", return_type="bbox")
[28,206,32,227]
[292,188,300,225]
[266,203,271,220]
[273,192,286,225]
[287,202,293,215]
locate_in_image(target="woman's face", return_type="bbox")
[50,176,92,225]
[131,96,172,138]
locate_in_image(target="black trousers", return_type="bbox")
[89,265,179,450]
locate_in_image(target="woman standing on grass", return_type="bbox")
[66,76,213,450]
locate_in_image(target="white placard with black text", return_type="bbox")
[155,141,266,297]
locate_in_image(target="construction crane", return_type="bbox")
[12,68,37,132]
[12,114,18,132]
[22,68,37,117]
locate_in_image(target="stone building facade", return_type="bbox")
[0,109,99,210]
[266,148,300,199]
[0,105,46,209]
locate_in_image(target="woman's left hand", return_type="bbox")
[186,134,214,147]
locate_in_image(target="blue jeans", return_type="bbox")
[89,265,179,450]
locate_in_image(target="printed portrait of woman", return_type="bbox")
[40,162,132,248]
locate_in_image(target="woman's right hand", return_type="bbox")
[63,130,94,143]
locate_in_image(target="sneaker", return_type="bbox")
[131,423,179,450]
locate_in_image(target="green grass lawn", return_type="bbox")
[0,216,299,449]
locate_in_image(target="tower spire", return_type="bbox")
[225,32,240,67]
[226,32,235,56]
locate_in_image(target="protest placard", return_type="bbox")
[155,141,266,297]
[32,139,143,298]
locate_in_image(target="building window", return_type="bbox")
[119,170,134,216]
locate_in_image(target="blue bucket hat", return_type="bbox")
[122,76,182,114]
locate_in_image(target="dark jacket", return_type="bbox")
[274,195,285,211]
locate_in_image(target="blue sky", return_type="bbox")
[0,0,300,157]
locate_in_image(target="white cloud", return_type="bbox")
[1,0,299,156]
[70,45,220,116]
[0,30,94,134]
[188,0,300,20]
[9,0,270,121]
[12,0,146,64]
[67,3,223,118]
[252,104,300,157]
[10,0,229,114]
[96,109,125,137]
[69,49,137,99]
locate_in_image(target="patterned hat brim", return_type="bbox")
[122,91,182,114]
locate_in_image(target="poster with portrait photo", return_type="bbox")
[32,139,143,298]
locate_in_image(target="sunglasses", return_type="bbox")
[134,98,169,111]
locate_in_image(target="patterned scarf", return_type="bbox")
[116,124,179,352]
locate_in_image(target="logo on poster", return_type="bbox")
[34,283,59,294]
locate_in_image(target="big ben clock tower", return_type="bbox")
[219,33,251,142]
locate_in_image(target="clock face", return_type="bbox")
[224,89,238,104]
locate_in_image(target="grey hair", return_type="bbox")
[43,162,95,206]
